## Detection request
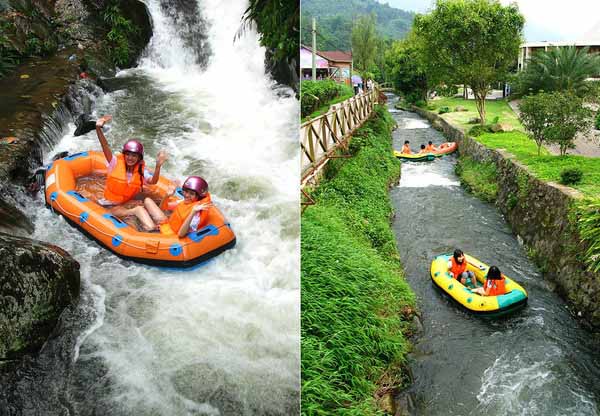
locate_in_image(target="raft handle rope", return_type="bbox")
[51,197,227,251]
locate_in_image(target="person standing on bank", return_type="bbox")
[95,115,167,231]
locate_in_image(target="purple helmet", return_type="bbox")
[182,176,208,197]
[122,140,144,158]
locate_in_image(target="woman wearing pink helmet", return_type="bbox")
[95,115,167,231]
[144,176,213,238]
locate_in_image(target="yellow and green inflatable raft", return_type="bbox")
[430,253,528,316]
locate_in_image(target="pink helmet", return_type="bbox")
[182,176,208,197]
[122,140,144,158]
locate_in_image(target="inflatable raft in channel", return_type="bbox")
[43,151,236,268]
[394,142,457,161]
[430,253,527,316]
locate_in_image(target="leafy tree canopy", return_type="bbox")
[413,0,524,123]
[351,14,378,74]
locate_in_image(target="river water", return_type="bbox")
[0,1,299,415]
[387,97,600,415]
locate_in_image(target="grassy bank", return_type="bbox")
[428,97,523,132]
[455,155,498,202]
[302,106,416,414]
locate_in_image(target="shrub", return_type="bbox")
[560,167,584,185]
[404,91,423,104]
[595,111,600,130]
[438,106,450,114]
[469,124,492,137]
[300,80,344,117]
[414,99,427,108]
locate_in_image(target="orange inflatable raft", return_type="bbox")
[43,151,236,268]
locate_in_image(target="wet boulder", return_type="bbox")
[0,232,80,360]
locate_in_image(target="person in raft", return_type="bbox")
[95,115,167,231]
[448,249,478,288]
[401,140,411,154]
[425,141,437,152]
[143,176,212,238]
[417,144,428,154]
[472,266,506,296]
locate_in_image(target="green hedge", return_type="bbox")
[302,106,415,414]
[301,80,346,118]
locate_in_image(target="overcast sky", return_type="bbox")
[378,0,600,41]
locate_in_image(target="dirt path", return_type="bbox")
[509,99,600,157]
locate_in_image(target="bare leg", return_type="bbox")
[110,205,156,231]
[144,197,168,224]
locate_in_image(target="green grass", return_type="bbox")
[428,97,523,132]
[476,131,600,197]
[302,106,416,415]
[455,155,498,202]
[301,91,355,123]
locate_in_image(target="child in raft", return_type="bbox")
[472,266,507,296]
[401,140,411,154]
[425,141,437,152]
[144,176,213,238]
[95,115,168,231]
[417,144,428,154]
[448,249,478,288]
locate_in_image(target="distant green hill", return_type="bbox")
[301,0,414,51]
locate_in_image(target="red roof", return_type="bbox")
[317,50,352,63]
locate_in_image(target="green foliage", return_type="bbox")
[455,155,498,202]
[519,92,553,155]
[103,3,140,67]
[244,0,298,64]
[300,80,346,117]
[595,111,600,130]
[384,35,428,100]
[468,124,493,137]
[414,99,427,108]
[413,0,524,124]
[560,167,584,185]
[573,198,600,273]
[474,131,600,196]
[438,106,450,114]
[351,14,378,75]
[0,28,19,78]
[514,47,600,97]
[302,106,415,414]
[300,0,414,50]
[542,92,592,156]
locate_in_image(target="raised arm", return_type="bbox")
[177,202,211,238]
[95,115,113,163]
[147,150,167,185]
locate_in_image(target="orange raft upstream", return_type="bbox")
[43,151,236,268]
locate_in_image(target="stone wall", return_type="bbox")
[412,106,600,329]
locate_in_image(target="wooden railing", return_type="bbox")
[301,88,379,188]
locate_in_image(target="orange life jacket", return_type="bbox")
[449,256,467,279]
[104,154,144,204]
[401,145,411,154]
[160,193,211,236]
[425,144,436,152]
[484,278,506,296]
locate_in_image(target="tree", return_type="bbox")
[351,14,378,75]
[544,92,592,156]
[384,34,428,102]
[413,0,524,124]
[518,93,552,156]
[515,46,600,97]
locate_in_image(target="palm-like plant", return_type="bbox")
[515,46,600,96]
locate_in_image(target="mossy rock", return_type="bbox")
[0,232,80,359]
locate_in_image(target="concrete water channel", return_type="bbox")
[387,96,600,415]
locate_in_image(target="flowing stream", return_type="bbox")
[0,1,299,415]
[387,96,600,415]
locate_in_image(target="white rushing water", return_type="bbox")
[32,0,299,414]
